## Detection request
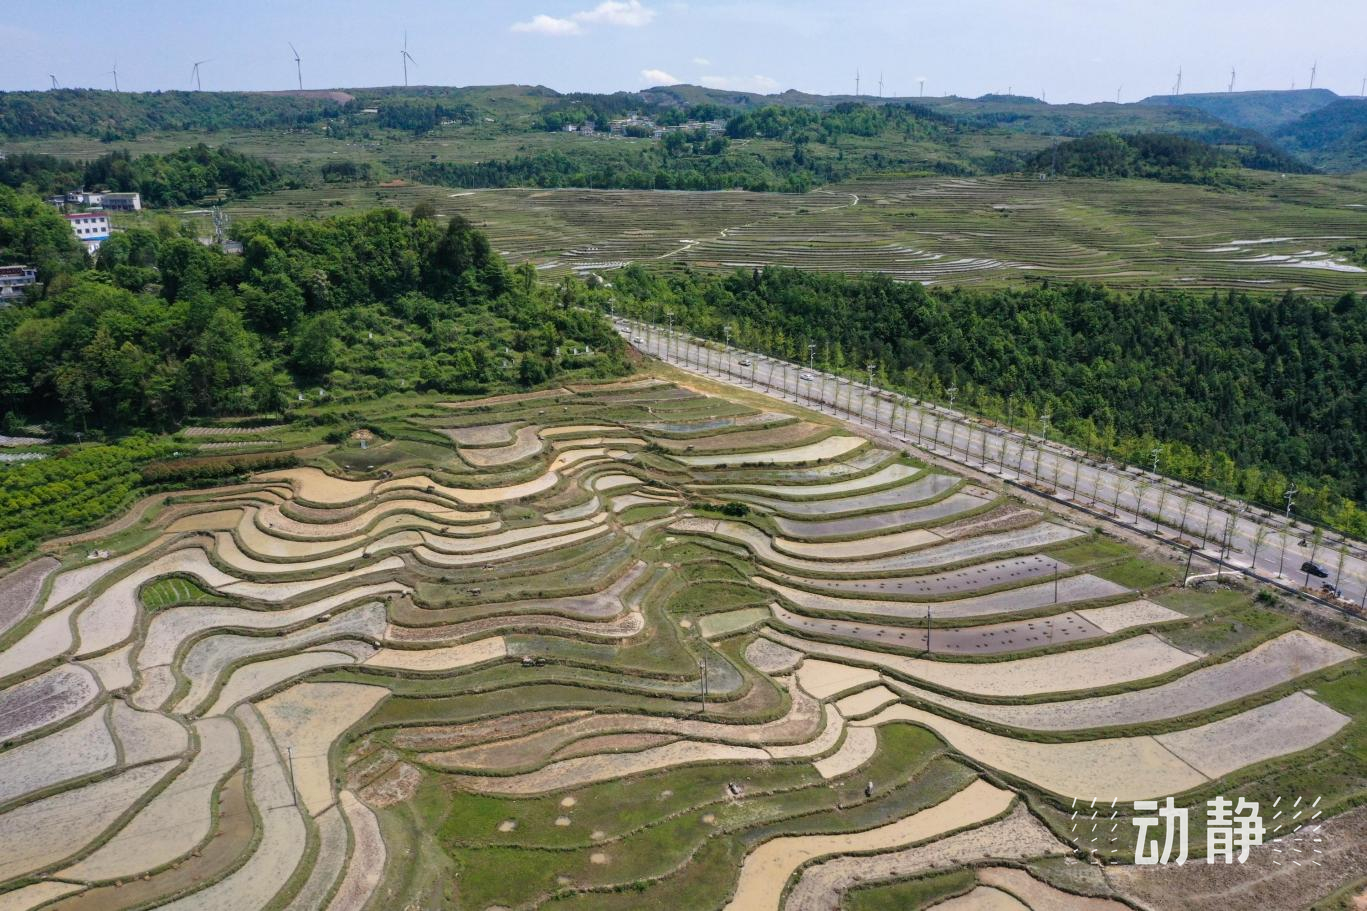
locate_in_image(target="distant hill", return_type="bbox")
[1273,98,1367,171]
[1138,88,1339,133]
[1024,132,1311,183]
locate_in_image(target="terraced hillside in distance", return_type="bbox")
[211,172,1367,293]
[0,373,1363,911]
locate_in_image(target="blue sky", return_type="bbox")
[3,1,1365,102]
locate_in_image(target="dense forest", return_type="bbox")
[0,187,626,437]
[0,89,346,139]
[608,267,1367,535]
[1024,132,1310,183]
[0,144,283,205]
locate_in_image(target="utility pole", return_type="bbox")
[925,606,932,654]
[946,386,958,454]
[865,363,877,426]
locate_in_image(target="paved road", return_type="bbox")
[617,319,1367,616]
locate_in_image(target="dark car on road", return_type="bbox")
[1301,560,1329,578]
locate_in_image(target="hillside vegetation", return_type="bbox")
[1274,98,1367,172]
[1024,132,1310,183]
[610,266,1367,534]
[0,186,626,437]
[0,143,283,205]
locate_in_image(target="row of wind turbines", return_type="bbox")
[48,33,420,93]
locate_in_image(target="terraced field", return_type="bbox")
[214,173,1367,292]
[0,376,1362,910]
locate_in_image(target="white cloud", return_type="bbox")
[514,1,654,35]
[699,74,780,93]
[641,68,681,85]
[692,56,710,66]
[511,14,583,35]
[576,0,655,27]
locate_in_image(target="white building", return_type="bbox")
[64,211,110,253]
[101,192,141,211]
[65,190,103,207]
[0,265,37,302]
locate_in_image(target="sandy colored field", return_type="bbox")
[378,469,560,504]
[219,555,407,602]
[772,490,990,537]
[771,602,1122,656]
[766,704,845,760]
[592,472,642,491]
[855,699,1339,801]
[1104,804,1367,911]
[258,467,376,504]
[414,523,609,567]
[772,630,1196,697]
[137,581,408,671]
[166,508,244,533]
[722,779,1013,911]
[461,425,545,467]
[773,526,940,560]
[0,760,177,882]
[62,717,242,881]
[814,726,878,779]
[786,803,1068,911]
[933,887,1030,910]
[365,636,508,672]
[757,573,1130,621]
[978,867,1130,910]
[42,537,167,613]
[1074,599,1184,633]
[327,790,386,911]
[255,497,491,540]
[440,421,520,445]
[889,630,1357,731]
[174,605,386,715]
[0,710,116,807]
[0,883,85,911]
[0,556,58,638]
[796,658,881,699]
[834,685,899,718]
[679,518,1081,577]
[257,682,388,814]
[738,476,968,520]
[424,679,823,770]
[655,421,826,452]
[452,740,771,795]
[702,462,921,498]
[0,665,99,742]
[745,638,804,674]
[0,603,76,680]
[204,648,366,717]
[541,424,622,438]
[156,708,306,911]
[421,514,604,554]
[110,700,189,763]
[282,805,347,911]
[673,435,864,466]
[77,642,135,690]
[1154,691,1349,778]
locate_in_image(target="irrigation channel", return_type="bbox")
[616,318,1367,617]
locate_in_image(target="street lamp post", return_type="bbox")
[865,363,877,427]
[946,386,958,455]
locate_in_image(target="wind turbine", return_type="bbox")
[49,74,59,90]
[1172,66,1182,96]
[918,77,925,97]
[1361,76,1366,97]
[1116,85,1122,103]
[289,42,302,90]
[401,32,417,87]
[191,60,210,91]
[1309,61,1317,89]
[855,68,860,97]
[878,71,884,97]
[109,59,119,92]
[1228,66,1236,93]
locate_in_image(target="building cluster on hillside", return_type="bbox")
[42,190,141,254]
[564,115,725,140]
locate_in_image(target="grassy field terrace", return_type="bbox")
[0,373,1363,910]
[178,172,1367,293]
